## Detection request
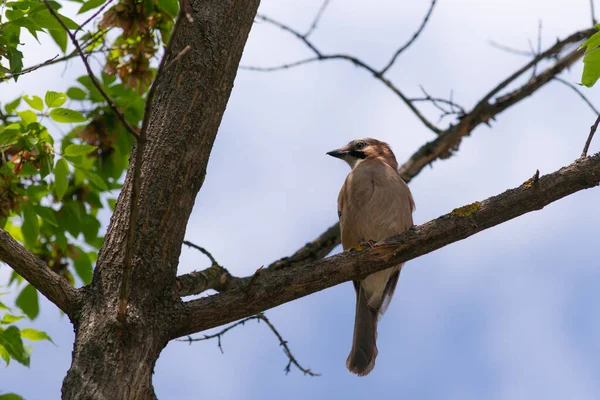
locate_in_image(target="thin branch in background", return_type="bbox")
[164,45,192,71]
[554,77,600,114]
[0,55,59,82]
[489,40,533,57]
[379,0,437,75]
[179,313,319,376]
[75,0,114,34]
[591,0,597,26]
[183,240,221,267]
[409,85,466,123]
[248,14,442,135]
[305,0,331,37]
[582,114,600,158]
[529,20,543,79]
[43,0,139,138]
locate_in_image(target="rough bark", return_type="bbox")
[0,228,81,315]
[174,153,600,338]
[60,1,260,398]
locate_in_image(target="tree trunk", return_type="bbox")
[60,0,260,398]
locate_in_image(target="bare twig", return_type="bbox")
[582,114,600,158]
[1,55,59,82]
[554,77,600,114]
[305,0,331,37]
[179,313,319,376]
[489,40,533,57]
[591,0,597,26]
[164,45,192,71]
[246,14,442,135]
[183,240,220,267]
[75,0,114,34]
[379,0,437,75]
[43,0,138,138]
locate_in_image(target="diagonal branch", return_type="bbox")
[305,0,331,38]
[177,223,340,296]
[178,313,319,376]
[0,229,81,316]
[380,0,437,75]
[174,152,600,338]
[245,14,442,135]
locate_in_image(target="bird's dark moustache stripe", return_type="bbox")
[349,150,366,159]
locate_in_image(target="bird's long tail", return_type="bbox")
[346,287,378,376]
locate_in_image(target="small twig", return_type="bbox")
[164,45,192,71]
[379,0,437,75]
[183,240,220,267]
[179,313,320,376]
[582,114,600,158]
[43,0,138,138]
[247,14,442,135]
[1,55,59,82]
[305,0,331,37]
[553,77,600,115]
[244,266,263,298]
[489,40,533,57]
[591,0,597,26]
[75,0,114,34]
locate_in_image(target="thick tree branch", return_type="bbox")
[0,229,80,316]
[174,153,600,337]
[177,223,340,296]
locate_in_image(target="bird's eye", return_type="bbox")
[355,142,367,150]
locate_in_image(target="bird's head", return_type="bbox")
[326,138,398,170]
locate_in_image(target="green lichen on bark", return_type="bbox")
[451,201,481,217]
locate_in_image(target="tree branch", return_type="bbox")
[305,0,331,38]
[582,114,600,158]
[174,152,600,337]
[244,14,442,135]
[0,229,80,316]
[177,223,340,297]
[179,313,319,376]
[379,0,437,75]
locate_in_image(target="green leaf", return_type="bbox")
[78,0,106,14]
[73,250,93,284]
[54,158,69,201]
[85,171,108,191]
[21,204,39,246]
[582,47,600,87]
[4,97,21,113]
[1,314,24,324]
[0,344,10,366]
[34,205,58,227]
[49,28,67,53]
[0,326,29,366]
[17,110,37,125]
[45,91,67,108]
[157,0,179,18]
[23,95,43,111]
[30,10,78,30]
[64,144,97,157]
[15,285,39,321]
[50,108,87,123]
[67,87,87,100]
[20,328,53,343]
[0,393,25,400]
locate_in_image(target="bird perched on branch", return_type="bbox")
[327,138,415,376]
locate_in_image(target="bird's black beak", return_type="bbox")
[326,149,349,159]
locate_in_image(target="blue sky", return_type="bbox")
[2,0,600,399]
